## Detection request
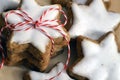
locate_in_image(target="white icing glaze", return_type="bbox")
[0,0,20,13]
[73,33,120,80]
[73,0,88,4]
[3,0,67,53]
[29,63,73,80]
[69,0,120,40]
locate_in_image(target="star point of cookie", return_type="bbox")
[24,63,73,80]
[73,0,88,4]
[0,0,20,13]
[69,0,120,40]
[72,32,120,80]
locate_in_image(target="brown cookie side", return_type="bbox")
[51,0,73,31]
[103,0,111,9]
[6,33,29,65]
[0,13,29,66]
[26,42,51,71]
[113,23,120,52]
[23,72,31,80]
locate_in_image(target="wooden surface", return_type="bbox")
[0,66,26,80]
[110,0,120,51]
[109,0,120,13]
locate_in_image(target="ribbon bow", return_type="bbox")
[0,7,70,80]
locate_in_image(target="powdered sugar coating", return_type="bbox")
[73,0,88,4]
[29,63,73,80]
[73,33,120,80]
[0,0,20,13]
[69,0,120,40]
[3,0,67,53]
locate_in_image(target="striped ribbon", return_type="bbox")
[0,7,70,80]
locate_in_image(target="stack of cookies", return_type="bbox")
[0,0,120,80]
[1,0,70,72]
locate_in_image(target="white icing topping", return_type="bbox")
[0,0,20,13]
[69,0,120,40]
[3,0,66,53]
[29,63,73,80]
[73,0,88,4]
[73,33,120,80]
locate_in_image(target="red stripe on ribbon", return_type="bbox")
[0,7,70,80]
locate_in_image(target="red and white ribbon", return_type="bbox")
[0,7,70,80]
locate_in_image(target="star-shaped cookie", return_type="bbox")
[71,32,120,80]
[24,62,73,80]
[69,0,120,40]
[0,0,20,13]
[3,0,69,71]
[73,0,110,5]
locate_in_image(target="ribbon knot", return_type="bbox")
[34,21,40,28]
